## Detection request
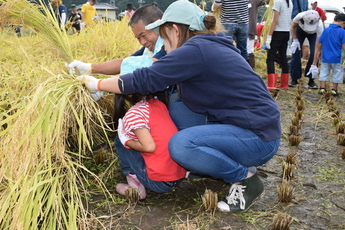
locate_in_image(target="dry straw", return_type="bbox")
[0,0,139,228]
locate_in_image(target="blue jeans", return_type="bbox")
[290,25,317,80]
[114,137,178,193]
[223,23,249,60]
[169,100,207,130]
[168,101,280,183]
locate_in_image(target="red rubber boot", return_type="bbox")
[267,74,278,91]
[278,73,289,90]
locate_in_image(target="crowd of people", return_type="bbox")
[65,0,345,214]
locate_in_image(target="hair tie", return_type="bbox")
[200,14,206,22]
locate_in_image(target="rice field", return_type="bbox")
[0,0,140,228]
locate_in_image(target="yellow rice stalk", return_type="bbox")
[0,75,113,229]
[260,0,274,47]
[0,0,73,62]
[0,0,140,229]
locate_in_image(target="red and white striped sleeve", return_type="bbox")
[122,100,150,140]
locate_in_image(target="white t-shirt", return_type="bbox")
[293,11,324,36]
[272,0,292,32]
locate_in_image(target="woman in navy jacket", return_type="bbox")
[79,0,281,213]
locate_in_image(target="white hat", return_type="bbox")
[302,10,320,33]
[310,0,317,4]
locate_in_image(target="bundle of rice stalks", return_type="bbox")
[333,117,341,126]
[337,133,345,146]
[294,110,303,120]
[277,179,294,203]
[0,0,73,62]
[124,187,141,204]
[296,101,304,111]
[285,152,297,165]
[289,125,299,136]
[0,75,114,229]
[288,134,301,147]
[282,161,295,180]
[291,117,300,127]
[201,189,218,215]
[336,123,345,134]
[272,212,293,230]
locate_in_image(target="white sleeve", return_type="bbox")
[61,12,67,24]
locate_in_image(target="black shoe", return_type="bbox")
[289,79,299,87]
[308,80,318,89]
[331,89,338,96]
[217,173,265,212]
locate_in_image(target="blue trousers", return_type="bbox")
[223,23,249,60]
[290,25,317,80]
[114,137,179,193]
[168,101,280,183]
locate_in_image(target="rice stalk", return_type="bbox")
[260,0,274,46]
[0,0,73,62]
[0,75,114,229]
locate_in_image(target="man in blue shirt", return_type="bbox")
[67,5,165,75]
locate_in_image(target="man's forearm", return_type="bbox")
[91,59,123,75]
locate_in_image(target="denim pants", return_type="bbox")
[114,137,178,193]
[290,25,317,80]
[168,101,280,183]
[223,23,249,60]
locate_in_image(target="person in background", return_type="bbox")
[265,0,292,91]
[247,0,268,69]
[81,0,97,27]
[50,0,67,30]
[68,5,165,76]
[289,10,323,88]
[301,0,327,62]
[67,4,82,33]
[291,0,308,19]
[308,13,345,96]
[152,2,158,7]
[125,3,135,20]
[77,0,281,212]
[212,0,249,61]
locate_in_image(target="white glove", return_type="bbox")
[290,39,301,54]
[265,35,272,50]
[77,75,104,101]
[307,65,318,79]
[77,75,99,91]
[68,60,92,75]
[90,91,104,101]
[117,118,132,149]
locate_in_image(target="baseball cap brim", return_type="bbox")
[145,19,165,33]
[304,23,318,32]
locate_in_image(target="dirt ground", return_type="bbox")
[88,77,345,230]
